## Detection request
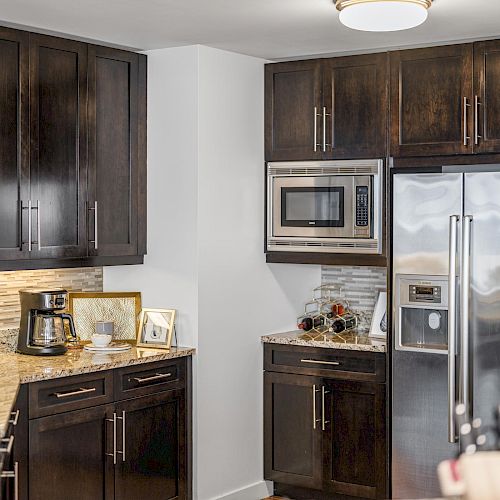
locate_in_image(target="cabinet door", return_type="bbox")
[29,34,88,259]
[390,45,473,157]
[474,40,500,153]
[264,371,323,490]
[323,380,386,499]
[0,28,29,261]
[323,53,388,159]
[88,46,145,257]
[265,61,323,161]
[29,404,114,500]
[114,389,188,500]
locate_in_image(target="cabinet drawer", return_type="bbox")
[114,358,186,400]
[264,344,385,382]
[29,371,114,418]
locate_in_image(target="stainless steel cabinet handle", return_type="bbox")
[321,386,330,431]
[322,107,331,152]
[116,411,126,462]
[34,200,41,251]
[474,95,481,145]
[130,372,172,384]
[53,387,97,399]
[460,215,473,420]
[313,107,318,152]
[312,385,320,430]
[27,200,32,252]
[448,215,459,443]
[463,97,471,146]
[106,413,117,464]
[0,435,14,454]
[89,201,98,250]
[1,462,18,500]
[301,359,340,366]
[9,410,20,426]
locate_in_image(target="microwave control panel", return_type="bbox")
[355,186,369,227]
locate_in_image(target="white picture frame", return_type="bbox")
[369,292,387,339]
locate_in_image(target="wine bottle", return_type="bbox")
[298,316,324,331]
[330,313,357,334]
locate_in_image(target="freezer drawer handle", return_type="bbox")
[448,215,459,443]
[301,359,341,366]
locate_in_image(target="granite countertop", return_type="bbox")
[261,330,386,353]
[0,345,195,438]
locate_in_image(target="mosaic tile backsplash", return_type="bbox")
[321,265,387,331]
[0,268,103,331]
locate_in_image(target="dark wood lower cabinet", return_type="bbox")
[114,390,187,500]
[29,405,113,500]
[264,345,387,499]
[264,372,323,489]
[323,381,386,499]
[0,358,191,500]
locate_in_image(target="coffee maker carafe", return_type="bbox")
[17,289,77,355]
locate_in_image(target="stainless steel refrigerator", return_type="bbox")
[392,167,500,499]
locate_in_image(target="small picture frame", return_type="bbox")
[369,292,387,339]
[136,308,176,349]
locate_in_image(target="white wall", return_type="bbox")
[104,44,321,500]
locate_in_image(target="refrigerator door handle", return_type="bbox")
[460,215,473,420]
[448,215,460,443]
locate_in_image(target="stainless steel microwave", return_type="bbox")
[266,159,383,254]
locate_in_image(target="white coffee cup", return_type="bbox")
[91,334,112,347]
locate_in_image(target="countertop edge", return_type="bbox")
[261,333,386,353]
[0,347,195,438]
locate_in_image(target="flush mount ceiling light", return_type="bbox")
[335,0,432,32]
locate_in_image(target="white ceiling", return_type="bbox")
[0,0,499,60]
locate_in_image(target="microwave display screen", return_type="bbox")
[281,187,344,227]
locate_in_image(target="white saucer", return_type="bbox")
[84,342,132,352]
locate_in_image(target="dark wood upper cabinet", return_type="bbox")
[265,60,323,161]
[29,34,88,259]
[323,53,388,159]
[323,380,386,499]
[0,26,147,270]
[114,389,188,500]
[473,40,500,153]
[264,371,323,490]
[0,28,29,261]
[265,54,387,162]
[390,44,473,157]
[88,46,146,258]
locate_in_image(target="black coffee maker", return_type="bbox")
[17,289,77,356]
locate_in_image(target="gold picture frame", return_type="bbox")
[68,292,142,341]
[136,308,176,350]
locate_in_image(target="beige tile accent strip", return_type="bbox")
[0,267,103,330]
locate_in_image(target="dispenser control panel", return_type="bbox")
[409,284,442,303]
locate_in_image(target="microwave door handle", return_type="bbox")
[448,215,459,443]
[460,215,473,420]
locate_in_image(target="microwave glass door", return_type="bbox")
[272,175,355,238]
[281,187,344,228]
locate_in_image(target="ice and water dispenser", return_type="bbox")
[395,275,449,354]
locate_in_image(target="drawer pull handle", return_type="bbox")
[301,359,341,366]
[53,387,97,399]
[0,435,14,454]
[9,410,20,426]
[130,372,172,384]
[1,462,18,500]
